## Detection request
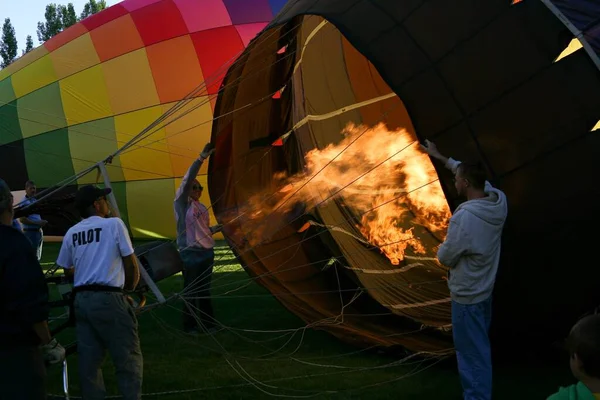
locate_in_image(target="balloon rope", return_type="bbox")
[112,17,313,158]
[13,17,311,208]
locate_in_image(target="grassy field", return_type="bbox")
[41,241,573,399]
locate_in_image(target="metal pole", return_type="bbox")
[97,162,166,304]
[62,359,69,400]
[137,260,166,303]
[97,162,121,218]
[539,0,600,72]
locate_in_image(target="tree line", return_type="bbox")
[0,0,107,68]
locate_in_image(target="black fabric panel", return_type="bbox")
[514,0,574,58]
[438,2,572,115]
[403,0,509,61]
[492,132,600,348]
[0,140,28,189]
[400,68,463,137]
[471,50,600,177]
[365,24,430,89]
[369,0,423,22]
[325,0,396,46]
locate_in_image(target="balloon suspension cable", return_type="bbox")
[16,164,98,211]
[96,160,167,304]
[24,15,308,211]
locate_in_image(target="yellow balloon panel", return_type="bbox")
[50,33,100,80]
[60,65,113,125]
[162,98,213,177]
[68,118,126,184]
[114,106,172,181]
[11,55,57,98]
[0,46,49,81]
[126,178,177,239]
[101,48,160,115]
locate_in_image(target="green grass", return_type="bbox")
[41,241,573,399]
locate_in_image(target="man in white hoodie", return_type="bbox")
[422,140,508,400]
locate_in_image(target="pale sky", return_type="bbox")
[0,0,119,52]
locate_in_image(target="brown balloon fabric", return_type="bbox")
[208,0,600,355]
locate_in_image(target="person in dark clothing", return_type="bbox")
[19,180,48,261]
[0,178,65,400]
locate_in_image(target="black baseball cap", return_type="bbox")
[75,185,112,209]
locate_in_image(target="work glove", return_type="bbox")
[41,338,66,365]
[210,224,224,234]
[420,139,446,161]
[200,143,215,159]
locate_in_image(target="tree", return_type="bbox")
[0,18,18,68]
[60,3,78,28]
[37,1,108,44]
[23,35,34,55]
[37,4,64,43]
[80,0,107,20]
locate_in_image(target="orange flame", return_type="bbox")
[223,123,451,264]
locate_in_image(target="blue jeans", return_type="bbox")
[452,297,493,400]
[23,229,43,261]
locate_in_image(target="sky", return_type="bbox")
[0,0,119,52]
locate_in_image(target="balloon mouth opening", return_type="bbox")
[208,14,457,352]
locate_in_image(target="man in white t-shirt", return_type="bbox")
[56,185,143,400]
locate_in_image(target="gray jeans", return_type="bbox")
[74,291,143,400]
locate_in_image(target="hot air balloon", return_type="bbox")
[0,0,288,239]
[209,0,600,355]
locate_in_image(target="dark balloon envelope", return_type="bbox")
[209,0,600,355]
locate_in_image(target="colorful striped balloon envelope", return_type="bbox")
[0,0,286,239]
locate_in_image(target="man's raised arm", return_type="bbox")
[420,139,493,191]
[175,143,215,204]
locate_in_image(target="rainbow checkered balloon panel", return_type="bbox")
[0,0,286,238]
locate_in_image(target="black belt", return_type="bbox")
[72,284,123,294]
[23,228,41,232]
